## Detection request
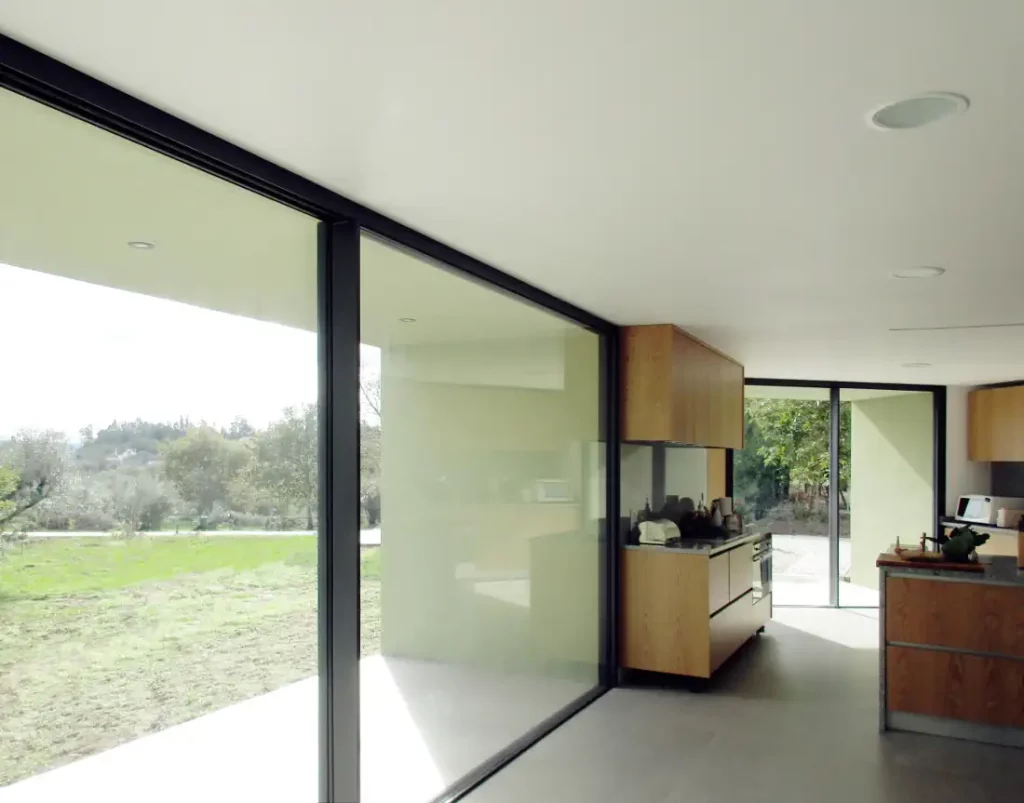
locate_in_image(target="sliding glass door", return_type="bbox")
[734,382,941,608]
[734,385,832,606]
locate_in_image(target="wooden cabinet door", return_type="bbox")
[968,388,991,461]
[728,544,754,601]
[708,553,730,614]
[969,385,1024,461]
[710,593,755,672]
[885,577,1024,658]
[621,325,744,448]
[670,329,697,445]
[621,326,673,442]
[620,549,712,677]
[721,358,745,449]
[1002,385,1024,459]
[887,646,1024,728]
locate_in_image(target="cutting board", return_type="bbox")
[876,553,985,572]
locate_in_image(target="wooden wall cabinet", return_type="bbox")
[968,384,1024,461]
[621,325,744,448]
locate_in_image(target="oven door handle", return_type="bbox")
[752,549,775,561]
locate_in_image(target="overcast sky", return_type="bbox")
[0,263,380,437]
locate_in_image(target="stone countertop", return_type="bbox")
[622,531,765,557]
[879,554,1024,588]
[940,517,1020,536]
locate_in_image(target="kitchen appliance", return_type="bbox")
[638,519,681,545]
[996,507,1024,528]
[752,533,772,603]
[955,495,1024,525]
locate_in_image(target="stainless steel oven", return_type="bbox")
[752,533,772,602]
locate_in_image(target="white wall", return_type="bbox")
[849,393,934,589]
[945,385,989,513]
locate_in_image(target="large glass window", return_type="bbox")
[733,385,832,606]
[359,233,604,802]
[0,86,319,800]
[733,383,936,608]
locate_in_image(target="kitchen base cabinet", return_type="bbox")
[621,540,767,679]
[879,556,1024,747]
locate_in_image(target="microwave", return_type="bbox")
[955,495,1024,525]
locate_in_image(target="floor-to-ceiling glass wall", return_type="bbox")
[734,382,939,608]
[359,233,605,802]
[733,385,832,606]
[0,86,320,801]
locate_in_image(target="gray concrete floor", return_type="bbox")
[466,608,1024,803]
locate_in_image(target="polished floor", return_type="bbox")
[466,608,1024,803]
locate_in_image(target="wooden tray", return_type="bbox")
[876,553,985,572]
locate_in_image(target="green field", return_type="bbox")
[0,536,380,786]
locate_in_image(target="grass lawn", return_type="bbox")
[0,536,381,786]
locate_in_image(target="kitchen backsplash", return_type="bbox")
[991,461,1024,498]
[620,443,709,526]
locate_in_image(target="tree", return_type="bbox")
[360,422,381,526]
[224,417,256,441]
[359,374,382,526]
[0,430,69,529]
[733,417,788,520]
[162,426,248,526]
[249,404,318,529]
[360,376,381,420]
[744,399,851,495]
[110,470,172,536]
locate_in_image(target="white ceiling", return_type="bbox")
[4,2,1024,384]
[0,86,319,331]
[0,86,574,351]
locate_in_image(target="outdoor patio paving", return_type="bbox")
[773,534,879,607]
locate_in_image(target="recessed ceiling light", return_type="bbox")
[127,240,155,250]
[891,266,945,279]
[399,317,416,323]
[869,93,969,130]
[902,362,931,369]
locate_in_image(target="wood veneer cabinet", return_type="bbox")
[621,325,744,448]
[879,560,1024,743]
[968,384,1024,461]
[887,646,1024,729]
[621,540,766,679]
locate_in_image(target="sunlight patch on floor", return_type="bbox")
[773,607,879,650]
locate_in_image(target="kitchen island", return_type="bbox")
[878,553,1024,746]
[621,533,770,679]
